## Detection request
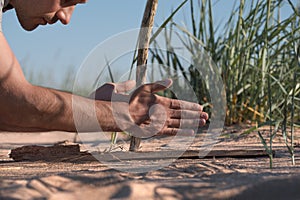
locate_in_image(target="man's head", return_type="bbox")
[9,0,87,31]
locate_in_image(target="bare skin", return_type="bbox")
[0,0,208,136]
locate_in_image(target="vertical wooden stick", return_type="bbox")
[129,0,158,152]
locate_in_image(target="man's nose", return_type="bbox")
[56,6,75,25]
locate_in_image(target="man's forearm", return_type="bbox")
[0,83,122,132]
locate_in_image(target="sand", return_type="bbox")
[1,126,300,200]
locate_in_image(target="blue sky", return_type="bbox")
[2,0,296,89]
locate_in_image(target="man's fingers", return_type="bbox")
[170,99,203,111]
[141,79,173,93]
[166,118,206,128]
[169,110,208,120]
[115,80,136,93]
[156,96,203,111]
[201,112,209,120]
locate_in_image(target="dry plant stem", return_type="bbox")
[129,0,159,152]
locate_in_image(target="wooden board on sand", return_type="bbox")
[9,142,275,162]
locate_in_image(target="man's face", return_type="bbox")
[10,0,87,31]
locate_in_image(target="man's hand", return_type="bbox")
[104,79,209,137]
[130,79,208,136]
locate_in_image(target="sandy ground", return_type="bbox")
[1,126,300,200]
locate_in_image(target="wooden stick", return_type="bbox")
[129,0,159,152]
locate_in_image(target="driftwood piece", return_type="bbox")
[9,142,274,162]
[130,0,159,152]
[9,141,81,162]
